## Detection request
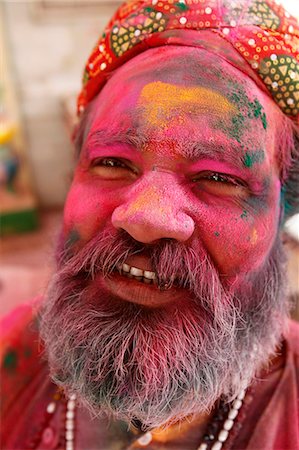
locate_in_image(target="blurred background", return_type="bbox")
[0,0,298,319]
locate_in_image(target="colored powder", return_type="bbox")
[243,150,265,168]
[280,186,293,216]
[227,89,268,141]
[138,82,237,128]
[3,349,17,371]
[229,113,245,143]
[215,89,247,143]
[117,185,168,219]
[261,113,267,130]
[251,228,258,245]
[66,229,81,248]
[248,99,268,129]
[241,210,248,219]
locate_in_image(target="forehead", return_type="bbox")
[86,46,277,164]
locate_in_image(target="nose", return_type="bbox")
[111,173,195,244]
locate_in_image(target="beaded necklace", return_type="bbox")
[60,388,247,450]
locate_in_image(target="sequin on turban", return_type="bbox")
[77,0,299,121]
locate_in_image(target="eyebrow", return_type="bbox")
[85,129,262,171]
[85,129,148,151]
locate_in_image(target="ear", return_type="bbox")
[72,99,96,157]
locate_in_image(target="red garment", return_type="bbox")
[1,302,299,450]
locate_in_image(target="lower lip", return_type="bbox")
[99,272,189,308]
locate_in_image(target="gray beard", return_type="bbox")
[39,235,289,429]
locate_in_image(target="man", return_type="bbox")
[1,0,299,449]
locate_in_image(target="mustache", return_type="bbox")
[56,228,229,313]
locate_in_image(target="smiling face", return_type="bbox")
[65,46,281,294]
[40,46,288,428]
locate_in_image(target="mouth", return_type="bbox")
[119,263,156,285]
[98,261,188,308]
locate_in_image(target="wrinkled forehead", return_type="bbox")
[93,46,277,121]
[84,46,279,158]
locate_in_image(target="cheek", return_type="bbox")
[63,180,119,241]
[194,181,281,277]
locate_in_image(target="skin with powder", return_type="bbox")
[64,46,281,284]
[40,46,288,437]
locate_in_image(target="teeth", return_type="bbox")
[122,263,130,273]
[130,267,143,277]
[121,263,156,284]
[143,270,156,280]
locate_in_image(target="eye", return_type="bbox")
[191,171,248,197]
[91,157,138,180]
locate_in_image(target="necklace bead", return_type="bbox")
[211,441,222,450]
[223,419,234,431]
[198,444,208,450]
[228,408,238,420]
[218,429,229,442]
[232,399,242,410]
[46,402,56,414]
[137,431,153,446]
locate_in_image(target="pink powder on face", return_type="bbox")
[64,46,282,283]
[63,176,119,241]
[111,171,196,244]
[189,159,264,193]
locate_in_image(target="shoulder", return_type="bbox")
[0,299,46,417]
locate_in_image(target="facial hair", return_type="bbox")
[39,229,289,429]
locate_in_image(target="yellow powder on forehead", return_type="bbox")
[138,81,236,128]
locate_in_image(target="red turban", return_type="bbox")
[77,0,299,122]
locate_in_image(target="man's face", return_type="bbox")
[65,47,281,291]
[41,47,287,427]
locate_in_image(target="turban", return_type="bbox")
[77,0,299,122]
